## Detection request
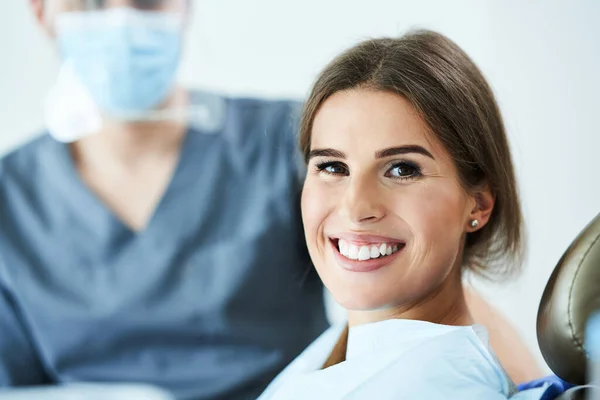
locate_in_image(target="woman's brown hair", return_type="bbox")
[299,30,524,278]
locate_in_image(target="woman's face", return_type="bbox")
[302,88,481,316]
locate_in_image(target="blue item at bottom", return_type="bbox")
[518,375,575,400]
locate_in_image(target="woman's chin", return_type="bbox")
[330,290,394,313]
[318,270,398,313]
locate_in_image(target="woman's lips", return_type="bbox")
[329,238,406,273]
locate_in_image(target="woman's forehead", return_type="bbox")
[311,89,439,154]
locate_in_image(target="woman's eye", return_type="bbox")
[385,163,420,179]
[315,161,348,176]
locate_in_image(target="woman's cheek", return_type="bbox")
[417,183,465,224]
[390,183,467,257]
[301,181,329,240]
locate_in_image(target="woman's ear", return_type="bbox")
[30,0,55,37]
[30,0,45,24]
[467,188,494,232]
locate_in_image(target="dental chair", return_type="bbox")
[537,212,600,400]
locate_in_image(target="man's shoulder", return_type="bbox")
[190,90,303,126]
[188,90,304,155]
[218,91,303,112]
[0,133,54,195]
[0,133,53,280]
[1,133,53,175]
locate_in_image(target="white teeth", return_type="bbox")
[379,243,387,256]
[348,244,359,260]
[358,246,371,261]
[342,247,350,257]
[370,245,380,258]
[337,239,404,261]
[339,239,349,257]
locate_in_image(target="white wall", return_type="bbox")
[1,0,599,373]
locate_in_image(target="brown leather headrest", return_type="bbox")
[537,213,600,384]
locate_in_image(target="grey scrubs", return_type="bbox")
[0,92,328,400]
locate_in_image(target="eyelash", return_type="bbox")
[314,160,422,181]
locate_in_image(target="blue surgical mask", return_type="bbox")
[55,8,183,117]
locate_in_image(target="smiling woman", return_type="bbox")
[258,30,549,400]
[299,33,523,283]
[303,88,494,324]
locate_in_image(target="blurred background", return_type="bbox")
[1,0,599,373]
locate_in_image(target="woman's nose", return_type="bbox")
[338,175,385,224]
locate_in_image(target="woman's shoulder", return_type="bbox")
[343,323,518,399]
[259,321,526,400]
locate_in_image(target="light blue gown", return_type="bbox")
[258,319,551,400]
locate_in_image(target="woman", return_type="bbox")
[258,30,550,399]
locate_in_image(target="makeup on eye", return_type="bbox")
[314,160,348,176]
[384,161,422,180]
[312,158,423,180]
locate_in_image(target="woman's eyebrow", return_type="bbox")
[375,145,435,160]
[307,145,434,161]
[308,148,346,160]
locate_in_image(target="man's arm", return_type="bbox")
[0,271,48,386]
[464,286,544,384]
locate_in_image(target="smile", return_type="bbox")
[329,236,406,273]
[338,239,403,260]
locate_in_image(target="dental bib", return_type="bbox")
[258,319,551,400]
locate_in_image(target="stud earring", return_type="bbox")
[470,220,479,228]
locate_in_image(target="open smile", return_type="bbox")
[328,236,406,273]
